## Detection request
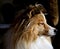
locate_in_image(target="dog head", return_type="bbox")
[12,4,57,42]
[21,4,56,37]
[25,12,56,36]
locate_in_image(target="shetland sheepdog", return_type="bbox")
[3,4,56,49]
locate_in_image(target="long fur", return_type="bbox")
[3,4,56,49]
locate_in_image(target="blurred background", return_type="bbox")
[0,0,60,49]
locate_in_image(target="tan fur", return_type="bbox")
[3,4,54,49]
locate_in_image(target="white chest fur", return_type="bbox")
[16,36,53,49]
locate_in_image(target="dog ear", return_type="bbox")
[27,4,47,18]
[27,5,35,18]
[35,4,47,15]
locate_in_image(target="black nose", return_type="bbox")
[54,29,58,33]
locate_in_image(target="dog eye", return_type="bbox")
[38,23,44,25]
[40,23,44,25]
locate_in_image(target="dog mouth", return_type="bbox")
[38,28,57,37]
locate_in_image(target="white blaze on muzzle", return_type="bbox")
[47,25,56,36]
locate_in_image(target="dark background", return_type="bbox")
[0,0,60,49]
